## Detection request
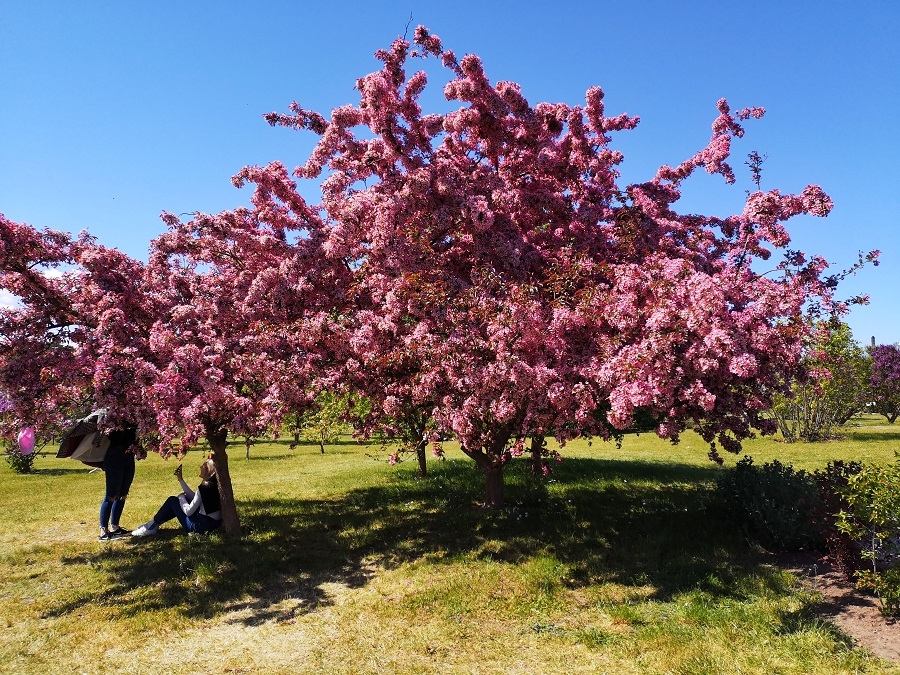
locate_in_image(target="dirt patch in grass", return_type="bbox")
[778,552,900,663]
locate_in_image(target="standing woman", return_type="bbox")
[98,426,138,541]
[132,458,222,536]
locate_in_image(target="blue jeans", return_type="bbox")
[99,444,135,529]
[153,495,222,534]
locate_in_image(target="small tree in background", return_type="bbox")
[242,434,256,460]
[828,326,872,425]
[1,396,39,473]
[376,406,439,477]
[771,321,870,441]
[283,411,304,448]
[869,344,900,423]
[300,390,357,453]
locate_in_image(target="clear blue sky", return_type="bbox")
[2,1,898,344]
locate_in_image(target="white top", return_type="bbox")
[177,477,222,521]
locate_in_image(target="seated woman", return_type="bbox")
[132,458,223,536]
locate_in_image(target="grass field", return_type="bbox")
[2,418,900,674]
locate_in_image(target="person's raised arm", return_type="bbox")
[174,464,194,500]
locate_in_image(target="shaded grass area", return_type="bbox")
[29,458,732,621]
[842,431,900,443]
[1,428,897,673]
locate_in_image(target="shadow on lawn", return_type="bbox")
[46,456,778,624]
[843,431,900,443]
[29,467,94,476]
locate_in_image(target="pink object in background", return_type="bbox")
[17,427,35,455]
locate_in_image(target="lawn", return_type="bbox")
[2,420,899,674]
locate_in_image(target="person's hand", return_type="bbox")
[174,464,183,479]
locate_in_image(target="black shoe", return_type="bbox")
[98,531,112,542]
[109,527,131,539]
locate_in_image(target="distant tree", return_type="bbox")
[328,306,439,476]
[243,434,256,460]
[283,410,304,448]
[869,344,900,423]
[381,407,443,477]
[771,322,870,441]
[300,390,356,453]
[823,323,871,425]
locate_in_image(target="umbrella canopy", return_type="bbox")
[69,431,110,463]
[57,409,109,462]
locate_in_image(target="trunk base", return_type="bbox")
[481,464,505,508]
[415,439,427,477]
[206,426,241,537]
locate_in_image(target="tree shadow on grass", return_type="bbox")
[44,456,787,626]
[27,466,94,476]
[843,431,900,443]
[776,602,858,650]
[235,453,300,461]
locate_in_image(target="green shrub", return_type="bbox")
[835,460,900,614]
[857,568,900,616]
[714,457,823,551]
[4,446,37,474]
[812,460,864,580]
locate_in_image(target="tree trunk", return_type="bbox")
[415,437,427,477]
[245,436,251,460]
[463,446,507,508]
[483,463,505,507]
[530,434,545,476]
[205,425,241,537]
[461,425,515,507]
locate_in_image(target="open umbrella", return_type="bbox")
[57,409,110,466]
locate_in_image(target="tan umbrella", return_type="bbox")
[57,409,109,467]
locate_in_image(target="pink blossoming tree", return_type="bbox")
[0,210,340,535]
[869,344,900,424]
[135,203,347,535]
[0,217,148,440]
[246,26,874,505]
[2,26,877,513]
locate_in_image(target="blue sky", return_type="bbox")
[2,1,898,344]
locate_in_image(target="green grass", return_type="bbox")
[1,421,899,674]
